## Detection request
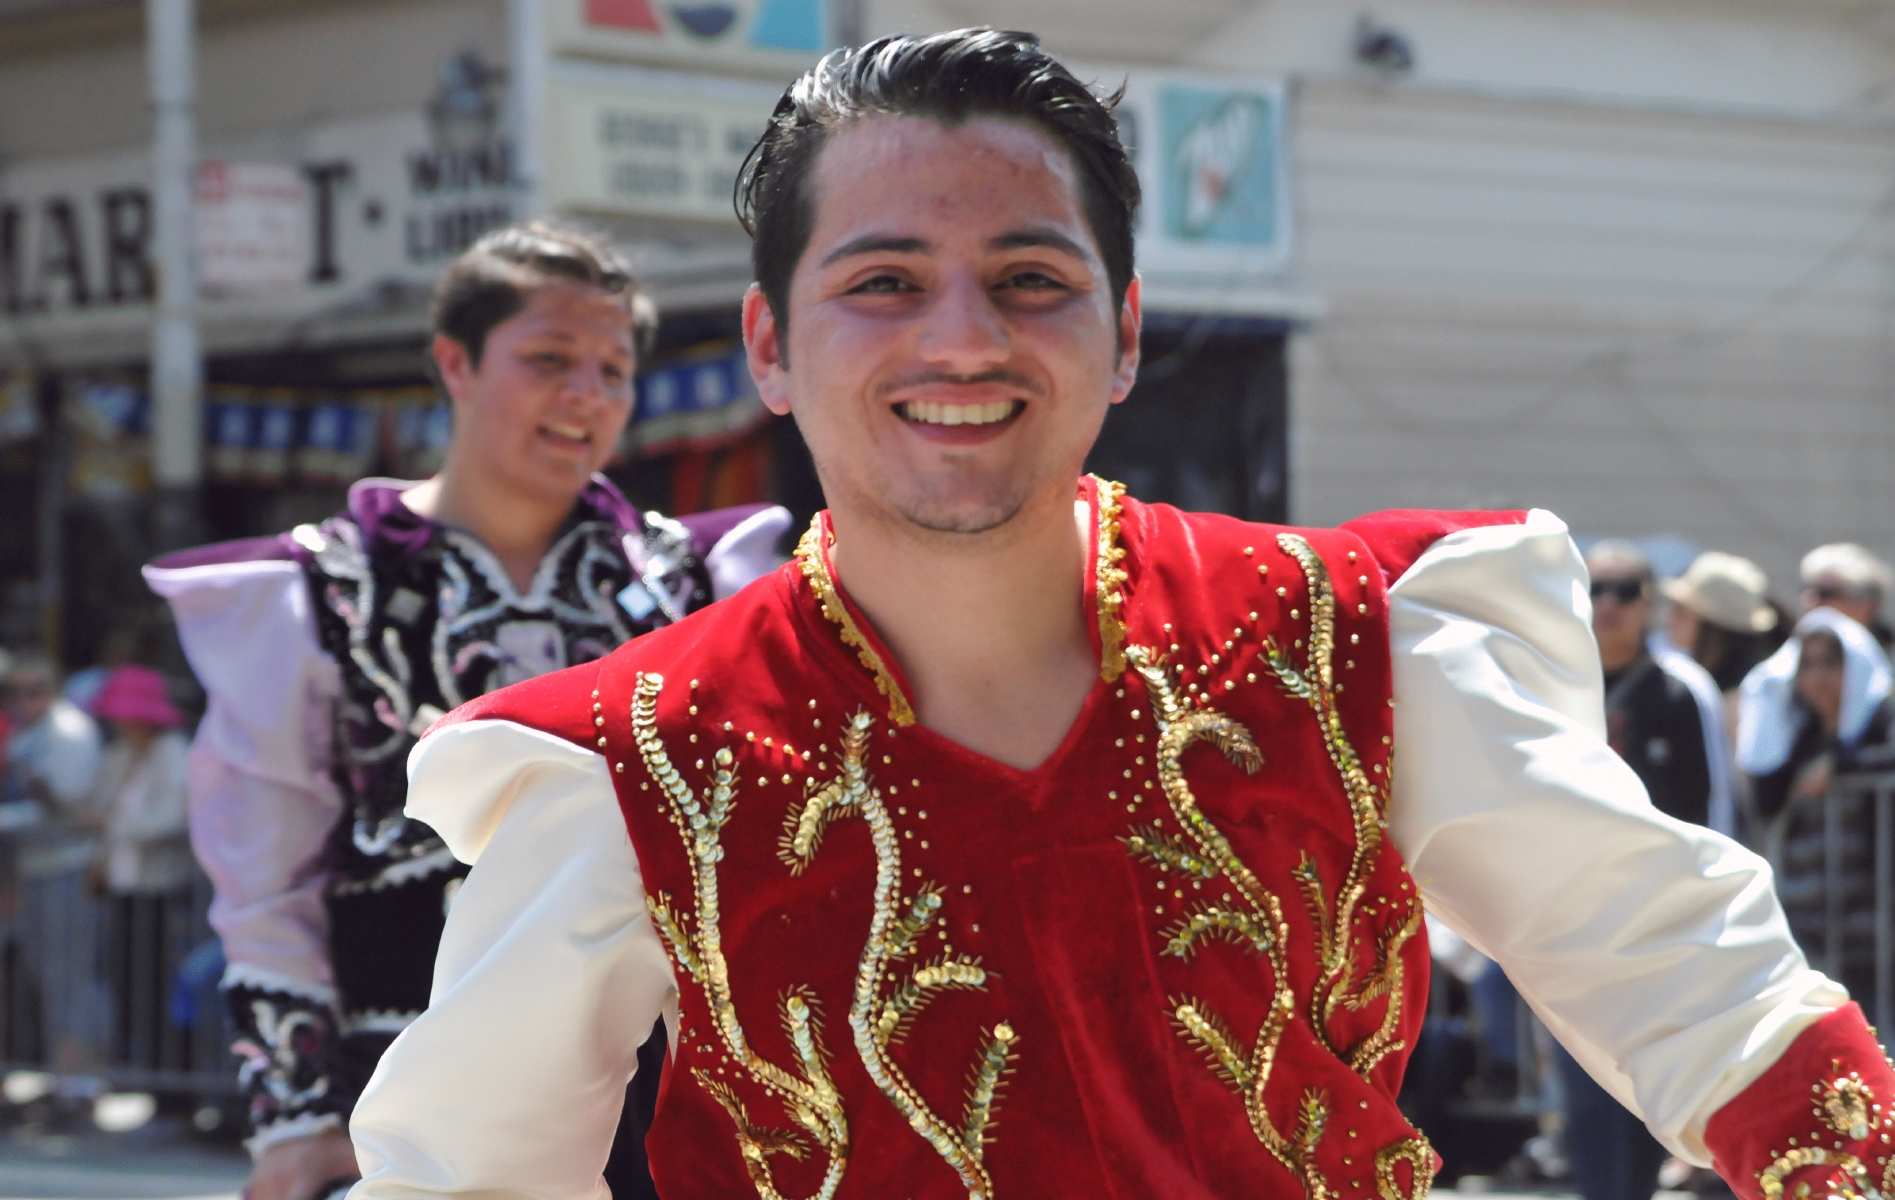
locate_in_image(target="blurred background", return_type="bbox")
[1,0,1894,1195]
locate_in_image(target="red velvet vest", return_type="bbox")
[459,480,1527,1199]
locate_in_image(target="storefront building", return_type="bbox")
[3,0,1887,669]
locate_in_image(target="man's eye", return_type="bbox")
[533,352,570,370]
[848,274,912,294]
[1002,271,1064,291]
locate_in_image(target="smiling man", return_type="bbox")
[146,223,786,1200]
[351,34,1892,1200]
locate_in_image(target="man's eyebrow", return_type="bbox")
[820,235,930,268]
[988,228,1091,259]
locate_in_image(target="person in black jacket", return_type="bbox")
[1554,540,1723,1200]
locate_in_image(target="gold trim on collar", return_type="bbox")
[1092,476,1131,682]
[795,516,918,727]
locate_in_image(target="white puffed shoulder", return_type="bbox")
[406,718,610,865]
[1385,509,1844,1164]
[352,719,674,1200]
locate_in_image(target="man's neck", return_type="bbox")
[828,484,1097,771]
[403,461,576,593]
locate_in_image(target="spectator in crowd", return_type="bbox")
[1662,550,1782,693]
[78,666,192,1064]
[1801,542,1894,650]
[1554,540,1727,1200]
[1736,608,1895,999]
[3,650,102,811]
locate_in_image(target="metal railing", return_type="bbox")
[1775,764,1895,1043]
[0,821,234,1098]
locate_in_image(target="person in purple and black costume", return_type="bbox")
[145,223,788,1200]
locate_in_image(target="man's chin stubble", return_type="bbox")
[896,494,1027,537]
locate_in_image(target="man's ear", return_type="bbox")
[743,284,793,417]
[1109,275,1143,405]
[432,334,475,407]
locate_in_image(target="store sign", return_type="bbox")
[0,119,513,342]
[544,73,775,222]
[0,51,516,351]
[196,162,310,293]
[550,0,830,74]
[1113,70,1292,278]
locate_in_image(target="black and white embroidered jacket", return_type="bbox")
[147,477,787,1152]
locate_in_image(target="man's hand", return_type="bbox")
[248,1128,359,1200]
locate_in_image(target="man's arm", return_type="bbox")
[1372,509,1870,1192]
[349,719,674,1200]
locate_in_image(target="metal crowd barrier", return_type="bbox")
[1794,764,1895,1045]
[0,820,234,1099]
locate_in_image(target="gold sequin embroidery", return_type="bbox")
[1120,533,1429,1198]
[794,518,916,727]
[1093,476,1131,681]
[1266,535,1421,1078]
[633,672,848,1200]
[636,673,1013,1198]
[777,708,1017,1197]
[1757,1066,1895,1198]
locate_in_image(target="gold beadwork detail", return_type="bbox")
[795,517,917,727]
[1120,533,1427,1198]
[1825,1076,1877,1140]
[1093,476,1131,681]
[776,709,1017,1197]
[1264,536,1417,1073]
[631,672,849,1200]
[1375,1139,1434,1200]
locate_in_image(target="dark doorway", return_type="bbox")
[1085,314,1289,523]
[707,310,1292,542]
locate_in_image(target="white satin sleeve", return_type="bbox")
[1386,508,1845,1165]
[144,557,342,997]
[349,719,676,1200]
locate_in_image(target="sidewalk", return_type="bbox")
[0,1118,246,1200]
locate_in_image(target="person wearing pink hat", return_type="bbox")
[81,665,193,1072]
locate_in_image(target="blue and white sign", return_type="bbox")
[1112,70,1292,279]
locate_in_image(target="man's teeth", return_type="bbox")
[898,400,1018,427]
[544,423,589,441]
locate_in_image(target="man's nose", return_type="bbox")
[918,272,1009,369]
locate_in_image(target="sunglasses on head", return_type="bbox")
[1590,579,1646,604]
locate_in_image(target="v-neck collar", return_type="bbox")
[787,475,1132,782]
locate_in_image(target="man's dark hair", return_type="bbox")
[735,28,1140,343]
[431,221,658,367]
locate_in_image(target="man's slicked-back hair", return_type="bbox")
[432,220,658,368]
[735,28,1140,339]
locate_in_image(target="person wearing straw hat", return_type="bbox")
[1662,552,1783,695]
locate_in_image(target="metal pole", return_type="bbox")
[148,0,202,552]
[506,0,545,221]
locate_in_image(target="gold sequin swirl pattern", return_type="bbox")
[780,709,1017,1198]
[633,672,850,1200]
[795,519,917,727]
[1092,475,1130,681]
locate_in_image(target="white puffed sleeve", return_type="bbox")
[1387,509,1844,1165]
[144,557,342,997]
[349,720,676,1200]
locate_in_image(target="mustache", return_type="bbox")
[877,368,1043,398]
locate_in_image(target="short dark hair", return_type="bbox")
[735,28,1140,342]
[431,221,658,367]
